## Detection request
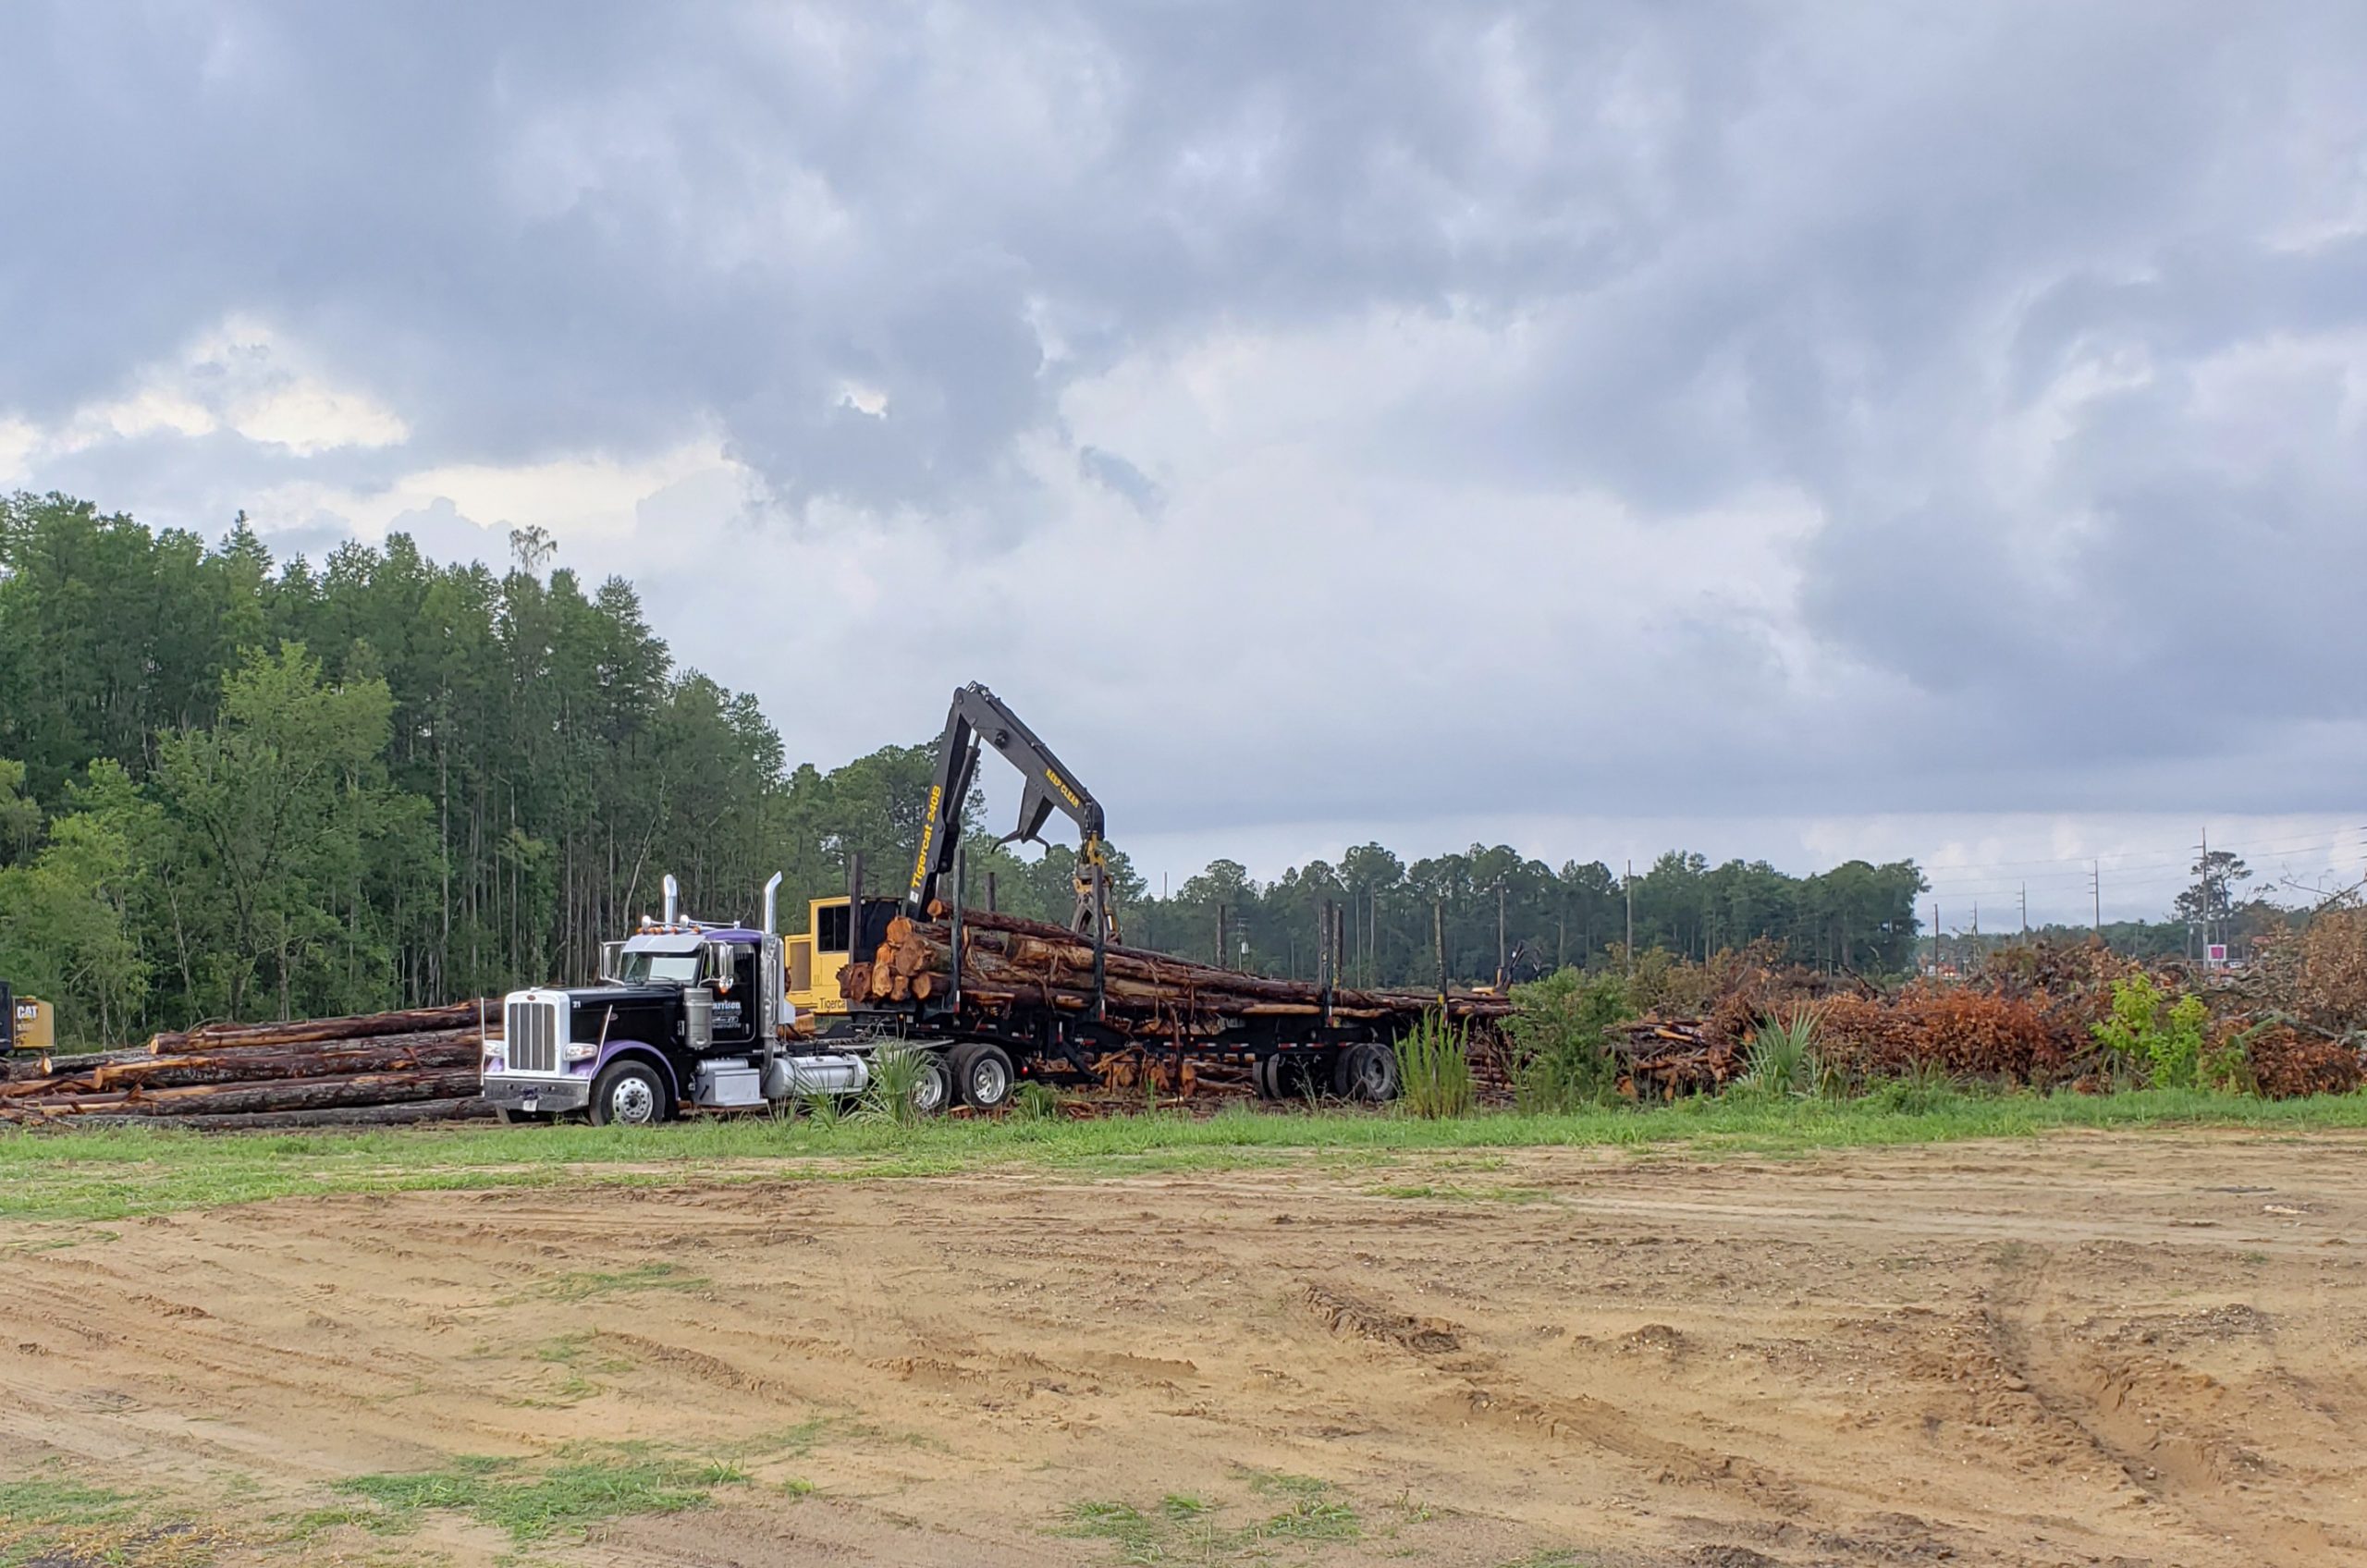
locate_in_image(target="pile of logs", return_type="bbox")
[0,1002,495,1129]
[844,906,1513,1042]
[1612,1019,1737,1100]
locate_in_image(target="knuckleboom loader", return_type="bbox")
[480,682,1111,1126]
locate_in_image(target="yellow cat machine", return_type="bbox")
[1,981,55,1055]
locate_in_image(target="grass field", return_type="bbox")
[5,1087,2365,1223]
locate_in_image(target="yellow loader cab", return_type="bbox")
[782,895,903,1030]
[4,991,55,1054]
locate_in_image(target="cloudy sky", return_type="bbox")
[4,2,2362,923]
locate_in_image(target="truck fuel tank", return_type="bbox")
[764,1053,869,1099]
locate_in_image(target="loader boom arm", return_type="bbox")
[906,683,1115,938]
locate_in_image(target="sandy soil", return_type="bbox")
[6,1131,2367,1566]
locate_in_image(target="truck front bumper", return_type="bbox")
[480,1074,593,1116]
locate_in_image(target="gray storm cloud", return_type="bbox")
[1,0,2361,839]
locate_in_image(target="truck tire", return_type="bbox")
[1252,1054,1279,1100]
[1334,1042,1399,1103]
[952,1043,1014,1110]
[589,1060,669,1127]
[912,1052,953,1116]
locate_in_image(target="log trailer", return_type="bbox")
[480,682,1430,1126]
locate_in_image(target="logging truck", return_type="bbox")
[480,683,1474,1126]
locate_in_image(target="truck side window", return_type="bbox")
[818,904,851,953]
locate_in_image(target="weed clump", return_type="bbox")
[1394,1012,1477,1120]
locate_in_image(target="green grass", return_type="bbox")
[0,1477,140,1527]
[3,1088,2365,1222]
[0,1476,202,1568]
[511,1261,708,1303]
[1061,1474,1362,1563]
[333,1448,745,1543]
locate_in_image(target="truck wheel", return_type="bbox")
[953,1044,1014,1110]
[1252,1055,1279,1100]
[912,1053,953,1116]
[1335,1042,1399,1102]
[589,1060,668,1127]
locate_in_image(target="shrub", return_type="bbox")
[1740,1007,1823,1096]
[860,1045,929,1127]
[1011,1081,1061,1122]
[1394,1012,1477,1120]
[2091,974,2211,1089]
[1505,969,1629,1111]
[1865,1058,1956,1114]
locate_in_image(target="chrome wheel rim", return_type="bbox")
[972,1057,1009,1106]
[610,1077,657,1124]
[914,1063,947,1113]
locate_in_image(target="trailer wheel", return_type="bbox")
[589,1060,669,1127]
[1251,1055,1279,1100]
[912,1053,953,1116]
[1335,1042,1400,1103]
[953,1043,1014,1110]
[1274,1052,1321,1101]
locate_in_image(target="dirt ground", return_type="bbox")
[6,1131,2367,1567]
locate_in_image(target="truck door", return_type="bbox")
[706,941,760,1047]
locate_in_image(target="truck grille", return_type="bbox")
[505,997,562,1073]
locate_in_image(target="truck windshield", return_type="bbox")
[616,950,700,986]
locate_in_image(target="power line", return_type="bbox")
[1923,832,2365,895]
[1918,827,2365,879]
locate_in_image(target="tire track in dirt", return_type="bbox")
[1983,1244,2353,1566]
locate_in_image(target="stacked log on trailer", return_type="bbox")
[0,1001,494,1129]
[842,905,1512,1046]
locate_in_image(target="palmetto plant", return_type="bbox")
[1742,1007,1824,1097]
[860,1045,928,1128]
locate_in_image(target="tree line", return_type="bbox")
[0,492,1927,1045]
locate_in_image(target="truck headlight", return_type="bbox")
[564,1043,598,1063]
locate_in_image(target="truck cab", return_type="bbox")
[482,876,907,1126]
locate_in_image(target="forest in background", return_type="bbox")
[0,491,2091,1044]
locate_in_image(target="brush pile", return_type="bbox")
[1610,919,2367,1101]
[1,1002,494,1128]
[843,906,1512,1041]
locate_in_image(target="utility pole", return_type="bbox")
[1215,902,1227,970]
[1433,899,1447,1000]
[1931,900,1940,974]
[2091,859,2101,935]
[2198,825,2211,959]
[1624,859,1635,975]
[1495,880,1507,988]
[2018,881,2027,935]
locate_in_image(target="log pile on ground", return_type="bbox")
[844,905,1511,1047]
[0,1002,494,1128]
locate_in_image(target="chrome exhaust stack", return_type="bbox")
[662,873,681,925]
